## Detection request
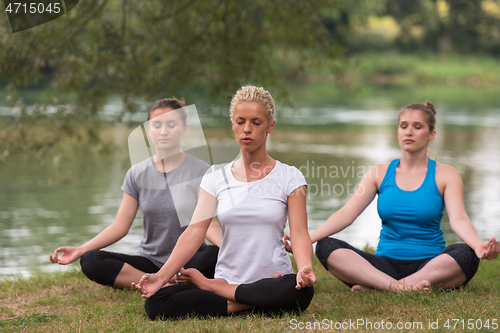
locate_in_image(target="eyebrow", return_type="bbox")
[400,121,424,124]
[236,116,263,121]
[151,119,178,123]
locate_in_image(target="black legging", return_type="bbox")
[316,237,480,287]
[80,245,219,287]
[144,273,315,320]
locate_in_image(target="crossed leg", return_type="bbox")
[176,268,254,314]
[325,249,431,292]
[399,253,466,290]
[177,269,306,314]
[113,263,148,288]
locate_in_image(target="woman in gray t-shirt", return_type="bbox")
[49,98,221,288]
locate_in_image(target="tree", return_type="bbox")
[0,0,342,161]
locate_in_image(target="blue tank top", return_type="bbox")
[375,158,446,260]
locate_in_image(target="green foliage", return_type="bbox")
[320,0,500,54]
[0,0,343,159]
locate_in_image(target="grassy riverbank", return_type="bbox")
[308,53,500,87]
[1,257,499,332]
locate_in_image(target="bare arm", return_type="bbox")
[288,186,316,289]
[442,165,499,259]
[50,192,138,265]
[133,189,217,297]
[206,217,222,247]
[309,166,380,243]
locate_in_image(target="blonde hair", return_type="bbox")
[229,86,276,123]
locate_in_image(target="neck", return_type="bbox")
[153,148,185,172]
[399,149,428,169]
[238,142,274,170]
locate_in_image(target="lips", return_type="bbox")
[241,137,253,144]
[403,139,414,143]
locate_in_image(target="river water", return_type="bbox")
[1,86,500,277]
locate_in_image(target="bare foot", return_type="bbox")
[270,272,285,279]
[351,284,374,293]
[391,280,431,293]
[176,268,228,292]
[413,280,431,293]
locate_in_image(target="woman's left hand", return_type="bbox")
[295,266,316,290]
[475,238,499,260]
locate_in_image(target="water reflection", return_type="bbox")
[1,105,500,277]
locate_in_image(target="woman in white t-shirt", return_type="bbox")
[133,86,316,319]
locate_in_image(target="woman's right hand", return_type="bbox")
[283,234,293,253]
[132,273,164,298]
[49,246,84,265]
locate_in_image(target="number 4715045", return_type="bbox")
[443,319,498,330]
[5,2,61,14]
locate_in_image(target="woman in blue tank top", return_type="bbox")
[311,102,499,292]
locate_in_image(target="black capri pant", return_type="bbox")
[315,237,480,287]
[144,273,315,320]
[80,244,219,287]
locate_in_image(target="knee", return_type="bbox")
[445,243,481,272]
[315,237,335,260]
[296,285,315,312]
[315,237,329,257]
[280,274,315,312]
[80,250,100,279]
[144,296,161,320]
[144,292,179,320]
[315,237,348,268]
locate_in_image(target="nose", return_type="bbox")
[243,121,251,133]
[160,124,169,135]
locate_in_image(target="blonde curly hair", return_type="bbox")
[229,86,276,123]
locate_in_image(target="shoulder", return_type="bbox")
[370,163,390,177]
[366,162,390,180]
[358,162,391,190]
[128,158,153,176]
[435,162,462,183]
[185,153,210,169]
[200,163,231,194]
[202,162,230,179]
[275,161,305,179]
[275,160,297,172]
[184,154,210,173]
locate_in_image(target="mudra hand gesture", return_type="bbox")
[132,273,165,298]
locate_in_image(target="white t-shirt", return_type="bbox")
[200,160,307,284]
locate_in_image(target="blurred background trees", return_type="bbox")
[0,0,341,158]
[1,0,500,160]
[323,0,500,54]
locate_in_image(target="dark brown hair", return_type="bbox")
[398,101,437,132]
[147,98,187,125]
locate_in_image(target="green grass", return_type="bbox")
[1,258,499,332]
[285,52,500,109]
[307,52,500,87]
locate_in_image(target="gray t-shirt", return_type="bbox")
[121,154,210,267]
